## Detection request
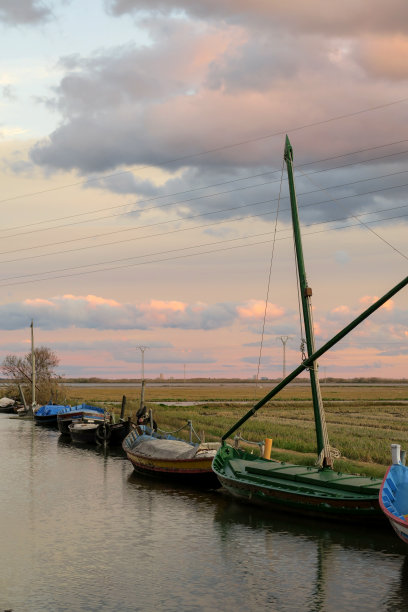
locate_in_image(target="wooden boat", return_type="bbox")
[69,420,101,444]
[103,418,134,447]
[0,397,16,414]
[34,402,71,427]
[212,136,408,522]
[57,403,105,435]
[379,444,408,542]
[68,413,129,447]
[123,423,221,488]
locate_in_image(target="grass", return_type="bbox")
[65,382,408,478]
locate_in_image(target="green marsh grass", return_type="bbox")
[66,382,408,478]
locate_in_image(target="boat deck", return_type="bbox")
[226,458,382,499]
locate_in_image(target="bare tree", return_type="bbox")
[1,346,65,405]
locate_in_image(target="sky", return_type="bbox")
[0,0,407,380]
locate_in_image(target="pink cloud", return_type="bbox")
[237,299,284,320]
[62,294,121,307]
[359,296,395,311]
[331,305,350,315]
[24,298,55,306]
[148,299,187,312]
[357,35,408,79]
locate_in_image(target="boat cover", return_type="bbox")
[130,436,219,460]
[35,403,70,416]
[0,397,15,408]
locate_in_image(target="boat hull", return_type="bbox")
[34,404,71,427]
[107,420,133,447]
[380,463,408,543]
[34,414,59,427]
[213,444,384,522]
[123,428,220,488]
[58,410,104,435]
[69,423,99,444]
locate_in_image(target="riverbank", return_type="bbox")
[63,383,408,479]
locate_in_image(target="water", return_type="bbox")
[1,415,407,612]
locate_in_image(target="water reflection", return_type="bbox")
[213,499,407,611]
[1,415,407,612]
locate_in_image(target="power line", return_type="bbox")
[1,165,408,258]
[1,97,407,206]
[1,183,407,268]
[3,138,408,240]
[0,209,406,287]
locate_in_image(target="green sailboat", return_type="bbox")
[212,136,408,522]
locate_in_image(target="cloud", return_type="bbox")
[356,35,408,80]
[107,1,408,37]
[0,0,53,25]
[359,296,395,311]
[236,299,284,320]
[21,1,408,232]
[0,293,286,331]
[1,85,17,101]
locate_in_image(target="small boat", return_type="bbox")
[34,402,71,427]
[122,422,221,488]
[379,444,408,543]
[0,397,16,414]
[69,419,102,444]
[212,136,408,521]
[57,403,105,435]
[101,418,134,447]
[68,414,128,447]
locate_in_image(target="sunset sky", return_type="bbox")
[0,0,407,379]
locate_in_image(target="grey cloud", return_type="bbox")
[0,297,252,331]
[0,0,53,25]
[26,7,408,228]
[107,0,408,36]
[2,85,16,101]
[205,33,325,94]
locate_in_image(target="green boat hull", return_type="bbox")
[213,445,385,523]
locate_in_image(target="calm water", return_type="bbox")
[1,415,407,612]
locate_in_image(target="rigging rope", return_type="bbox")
[255,158,285,388]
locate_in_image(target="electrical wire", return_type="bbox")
[2,141,408,238]
[1,97,407,206]
[0,209,406,288]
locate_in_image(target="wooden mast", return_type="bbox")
[283,136,332,468]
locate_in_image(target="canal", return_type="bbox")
[0,414,407,611]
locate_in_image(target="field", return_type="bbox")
[65,382,408,478]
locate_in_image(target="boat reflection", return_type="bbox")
[212,499,408,612]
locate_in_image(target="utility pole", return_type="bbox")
[280,336,289,379]
[137,346,148,410]
[31,320,36,413]
[184,363,186,383]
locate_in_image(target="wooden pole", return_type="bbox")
[18,384,30,416]
[30,320,36,408]
[120,394,126,420]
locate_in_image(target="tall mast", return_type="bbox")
[284,136,332,468]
